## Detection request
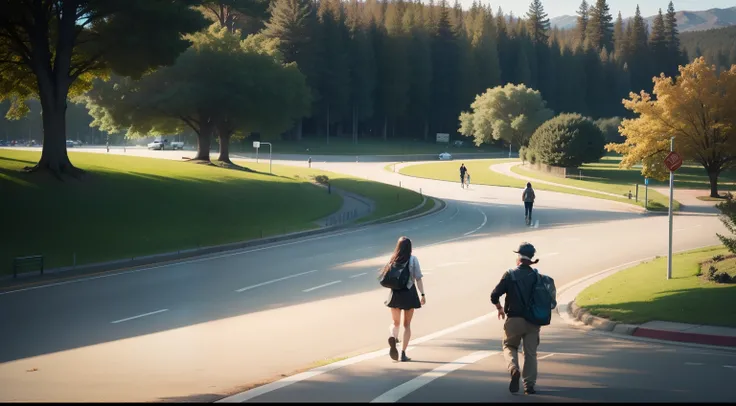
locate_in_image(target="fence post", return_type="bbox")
[635,184,639,202]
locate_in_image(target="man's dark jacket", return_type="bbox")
[490,264,537,318]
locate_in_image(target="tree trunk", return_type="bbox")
[423,119,429,141]
[217,133,232,164]
[709,170,720,198]
[294,119,303,141]
[352,106,358,145]
[326,107,330,145]
[26,74,79,177]
[382,116,388,141]
[193,120,213,162]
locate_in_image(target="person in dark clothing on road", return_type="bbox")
[490,242,542,395]
[459,164,467,188]
[522,182,535,225]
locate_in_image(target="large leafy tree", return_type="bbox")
[84,25,310,165]
[458,83,554,149]
[607,58,736,198]
[527,113,606,168]
[0,0,207,176]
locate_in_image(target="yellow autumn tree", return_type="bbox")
[607,57,736,197]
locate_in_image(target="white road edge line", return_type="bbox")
[463,208,488,236]
[111,309,168,324]
[370,351,500,403]
[236,270,319,293]
[349,272,368,279]
[538,353,555,360]
[724,365,735,369]
[448,207,460,221]
[215,313,493,403]
[303,280,342,292]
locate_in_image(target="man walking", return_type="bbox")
[490,243,545,395]
[459,164,467,188]
[522,182,535,225]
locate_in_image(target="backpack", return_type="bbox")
[507,268,557,326]
[380,260,411,290]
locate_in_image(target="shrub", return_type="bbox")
[716,193,736,254]
[713,254,725,262]
[527,113,607,168]
[594,117,624,144]
[313,175,329,185]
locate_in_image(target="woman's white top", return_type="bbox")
[405,255,423,290]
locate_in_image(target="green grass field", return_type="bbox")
[1,151,424,275]
[576,246,736,328]
[396,158,677,210]
[229,138,499,156]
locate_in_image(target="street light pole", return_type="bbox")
[260,142,273,174]
[667,137,674,280]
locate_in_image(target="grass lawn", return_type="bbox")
[0,150,423,275]
[511,161,678,211]
[229,137,500,156]
[396,158,675,210]
[576,245,736,328]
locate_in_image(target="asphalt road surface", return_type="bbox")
[0,147,729,402]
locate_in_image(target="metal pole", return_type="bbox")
[645,179,648,210]
[256,147,259,163]
[269,143,272,174]
[667,137,674,280]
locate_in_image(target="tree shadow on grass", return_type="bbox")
[582,286,736,328]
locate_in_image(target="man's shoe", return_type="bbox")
[388,337,398,361]
[525,386,536,395]
[401,351,411,362]
[509,369,521,393]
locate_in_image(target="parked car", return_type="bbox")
[66,140,75,148]
[147,140,167,150]
[439,152,452,160]
[453,140,465,147]
[170,141,184,150]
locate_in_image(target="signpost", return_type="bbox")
[644,177,649,210]
[435,133,449,143]
[257,141,273,174]
[253,141,260,163]
[664,137,682,280]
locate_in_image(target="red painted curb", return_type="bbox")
[633,328,736,347]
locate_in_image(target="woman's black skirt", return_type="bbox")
[385,284,422,310]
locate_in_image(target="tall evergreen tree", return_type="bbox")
[377,0,410,139]
[586,0,613,52]
[316,0,351,142]
[345,0,377,143]
[526,0,550,45]
[664,1,685,77]
[628,5,651,92]
[264,0,320,140]
[575,0,589,48]
[430,0,460,134]
[612,11,625,61]
[403,0,433,139]
[649,9,668,75]
[496,8,514,85]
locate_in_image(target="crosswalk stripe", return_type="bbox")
[370,351,500,403]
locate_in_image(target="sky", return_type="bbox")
[444,0,736,19]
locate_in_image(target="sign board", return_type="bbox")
[436,133,449,143]
[253,141,261,149]
[664,151,683,172]
[645,177,649,186]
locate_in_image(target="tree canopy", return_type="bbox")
[527,113,606,168]
[0,0,207,175]
[458,83,554,149]
[83,24,310,164]
[607,57,736,197]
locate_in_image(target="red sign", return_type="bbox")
[664,151,683,172]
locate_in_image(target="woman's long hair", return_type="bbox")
[380,236,412,276]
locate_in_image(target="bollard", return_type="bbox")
[399,181,402,188]
[628,190,632,199]
[635,184,639,202]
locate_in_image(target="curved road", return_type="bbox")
[0,147,730,402]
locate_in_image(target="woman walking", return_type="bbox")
[380,236,426,362]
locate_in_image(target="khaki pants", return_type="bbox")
[502,317,541,388]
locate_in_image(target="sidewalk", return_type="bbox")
[314,186,375,227]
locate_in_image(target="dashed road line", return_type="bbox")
[538,353,556,360]
[463,208,488,236]
[349,272,368,279]
[370,351,500,403]
[236,270,319,293]
[111,309,168,324]
[303,280,342,292]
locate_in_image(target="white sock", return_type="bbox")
[390,324,399,339]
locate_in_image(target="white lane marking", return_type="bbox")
[370,351,499,403]
[538,353,555,360]
[685,362,703,366]
[236,270,319,293]
[724,365,735,369]
[302,280,342,292]
[349,272,368,279]
[216,313,493,403]
[0,203,449,297]
[448,207,460,221]
[111,309,168,324]
[463,208,488,236]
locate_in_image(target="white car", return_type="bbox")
[147,140,166,150]
[439,152,452,160]
[170,141,184,150]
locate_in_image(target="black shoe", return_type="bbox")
[388,337,398,361]
[525,386,536,395]
[401,351,411,362]
[509,369,521,393]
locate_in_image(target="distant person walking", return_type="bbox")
[378,236,426,362]
[522,182,535,225]
[460,164,467,188]
[490,242,556,395]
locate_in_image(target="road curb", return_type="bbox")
[0,194,445,288]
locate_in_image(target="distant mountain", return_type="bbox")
[550,6,736,33]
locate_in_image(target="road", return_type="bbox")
[0,147,730,402]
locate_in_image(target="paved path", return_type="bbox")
[0,147,730,402]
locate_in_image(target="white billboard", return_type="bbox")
[436,133,449,143]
